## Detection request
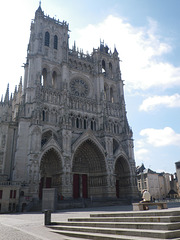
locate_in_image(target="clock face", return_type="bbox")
[70,79,89,97]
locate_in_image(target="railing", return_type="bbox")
[69,95,98,113]
[0,181,22,186]
[40,87,63,105]
[68,49,93,62]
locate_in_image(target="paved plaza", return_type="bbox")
[0,205,129,240]
[1,203,180,240]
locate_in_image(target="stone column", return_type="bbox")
[61,156,72,198]
[106,158,116,198]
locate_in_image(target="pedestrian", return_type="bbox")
[140,189,151,210]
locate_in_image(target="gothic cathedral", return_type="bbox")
[0,5,138,209]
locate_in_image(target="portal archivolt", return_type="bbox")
[115,156,132,199]
[39,148,62,199]
[72,139,107,198]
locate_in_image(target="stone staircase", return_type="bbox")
[49,209,180,239]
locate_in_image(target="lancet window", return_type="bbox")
[41,68,47,87]
[54,35,58,49]
[52,71,57,88]
[90,118,96,131]
[45,31,50,47]
[109,62,113,77]
[102,60,106,74]
[110,87,114,103]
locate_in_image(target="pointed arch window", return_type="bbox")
[84,119,87,129]
[94,121,96,131]
[76,118,79,128]
[104,86,107,100]
[72,117,75,128]
[42,110,45,121]
[110,87,114,103]
[54,35,58,49]
[109,62,113,77]
[42,109,49,122]
[102,60,106,73]
[91,121,94,130]
[45,31,50,47]
[114,124,116,134]
[117,125,120,134]
[52,71,57,88]
[79,118,82,128]
[41,68,47,86]
[90,118,96,131]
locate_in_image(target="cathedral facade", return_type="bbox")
[0,5,138,210]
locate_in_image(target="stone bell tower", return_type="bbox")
[24,4,69,101]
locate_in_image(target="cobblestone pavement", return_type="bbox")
[0,211,66,240]
[0,223,41,240]
[0,203,180,240]
[0,205,132,240]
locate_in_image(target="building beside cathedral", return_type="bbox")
[0,5,138,212]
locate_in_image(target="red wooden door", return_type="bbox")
[116,179,119,198]
[46,177,52,188]
[73,174,80,199]
[82,174,88,198]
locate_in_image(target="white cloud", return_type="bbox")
[135,148,150,161]
[74,15,180,91]
[135,139,146,148]
[139,94,180,111]
[134,148,151,167]
[140,127,180,147]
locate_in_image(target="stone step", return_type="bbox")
[50,209,180,239]
[90,209,180,218]
[68,215,180,223]
[49,225,180,239]
[54,221,180,231]
[51,229,178,240]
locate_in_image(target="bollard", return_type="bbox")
[44,209,51,225]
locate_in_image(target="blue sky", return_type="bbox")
[1,0,180,173]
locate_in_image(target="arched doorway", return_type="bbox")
[115,156,132,199]
[72,139,106,199]
[39,148,62,199]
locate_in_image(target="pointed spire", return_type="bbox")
[13,85,17,101]
[10,93,13,104]
[73,41,76,51]
[18,77,22,93]
[14,85,17,94]
[35,0,44,18]
[4,84,9,103]
[113,45,118,55]
[38,0,42,11]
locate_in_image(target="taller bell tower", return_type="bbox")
[23,4,69,102]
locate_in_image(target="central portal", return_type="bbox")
[72,139,107,199]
